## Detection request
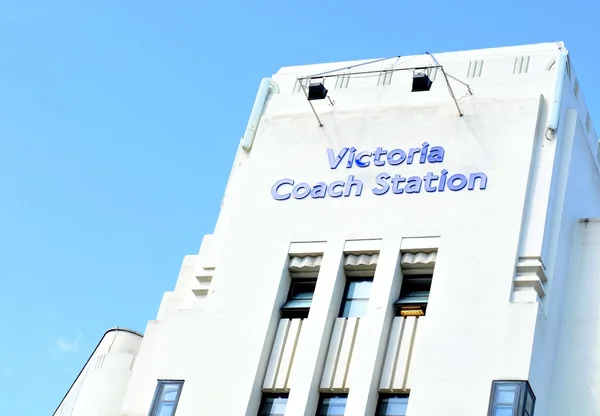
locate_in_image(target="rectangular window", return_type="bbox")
[149,380,183,416]
[488,380,535,416]
[317,395,347,416]
[281,279,317,319]
[378,70,393,86]
[258,394,288,416]
[394,275,432,317]
[339,279,373,318]
[376,394,409,416]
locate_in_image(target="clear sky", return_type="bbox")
[0,0,597,414]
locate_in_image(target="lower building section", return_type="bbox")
[55,219,600,415]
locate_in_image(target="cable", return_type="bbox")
[308,55,402,78]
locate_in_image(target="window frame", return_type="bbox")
[339,278,373,318]
[316,394,348,416]
[487,380,535,416]
[258,393,289,416]
[394,274,432,317]
[281,279,317,319]
[148,380,184,416]
[375,393,410,416]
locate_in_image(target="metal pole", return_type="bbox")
[298,78,324,127]
[426,52,464,117]
[440,68,463,117]
[308,55,402,78]
[445,73,473,95]
[297,65,442,82]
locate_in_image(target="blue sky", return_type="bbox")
[0,1,597,414]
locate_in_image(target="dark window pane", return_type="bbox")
[400,276,432,295]
[524,389,534,416]
[282,280,316,318]
[342,299,369,318]
[396,291,430,305]
[347,280,372,299]
[259,396,288,416]
[283,298,313,308]
[319,396,347,416]
[294,291,314,300]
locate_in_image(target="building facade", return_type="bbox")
[55,42,600,416]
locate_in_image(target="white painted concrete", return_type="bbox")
[55,41,600,416]
[53,329,142,416]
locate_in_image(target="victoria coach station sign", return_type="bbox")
[271,142,488,200]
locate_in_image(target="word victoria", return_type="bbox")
[271,143,488,201]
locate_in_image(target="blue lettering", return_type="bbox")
[419,142,429,163]
[423,172,438,192]
[327,148,348,169]
[391,174,406,194]
[373,147,387,166]
[310,182,328,198]
[273,144,488,200]
[468,172,488,190]
[326,145,445,168]
[372,173,390,195]
[438,169,448,191]
[271,179,293,200]
[292,183,311,199]
[427,146,444,163]
[346,147,357,168]
[355,151,372,168]
[448,174,467,191]
[387,149,406,166]
[405,176,422,193]
[407,148,420,164]
[344,175,363,197]
[329,181,345,198]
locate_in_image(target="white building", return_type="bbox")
[54,41,600,416]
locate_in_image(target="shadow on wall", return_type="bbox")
[550,220,600,415]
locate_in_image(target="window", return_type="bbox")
[467,59,484,78]
[281,279,316,319]
[149,380,183,416]
[258,394,288,416]
[376,394,409,416]
[513,56,530,74]
[317,395,347,416]
[394,275,432,317]
[488,381,535,416]
[339,279,373,318]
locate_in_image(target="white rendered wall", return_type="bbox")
[53,329,142,416]
[548,220,600,415]
[115,42,600,416]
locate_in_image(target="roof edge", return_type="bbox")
[274,41,565,76]
[53,327,143,415]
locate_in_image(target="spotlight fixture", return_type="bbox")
[412,72,433,92]
[308,80,328,100]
